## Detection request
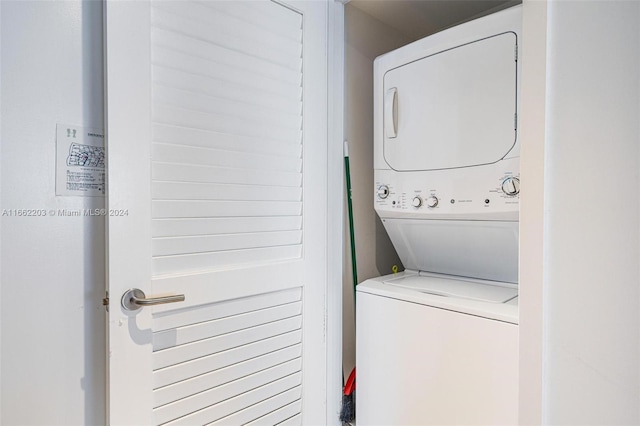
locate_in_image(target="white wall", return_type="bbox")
[342,4,409,377]
[518,0,547,422]
[542,1,640,423]
[0,3,3,422]
[0,1,105,424]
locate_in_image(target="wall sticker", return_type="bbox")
[55,123,105,197]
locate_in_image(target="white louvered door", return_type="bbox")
[105,1,328,424]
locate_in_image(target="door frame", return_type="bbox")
[326,1,345,424]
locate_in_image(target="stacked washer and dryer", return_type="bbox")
[356,6,522,425]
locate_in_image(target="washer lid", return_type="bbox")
[357,273,519,324]
[383,32,518,171]
[383,274,517,303]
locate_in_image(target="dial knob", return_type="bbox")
[412,196,423,208]
[502,177,520,196]
[377,185,390,199]
[426,196,439,208]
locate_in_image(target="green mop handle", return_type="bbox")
[344,141,358,294]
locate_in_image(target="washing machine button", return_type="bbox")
[377,185,390,199]
[501,177,520,196]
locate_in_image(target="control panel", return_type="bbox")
[375,158,520,220]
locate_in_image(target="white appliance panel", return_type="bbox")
[382,218,518,283]
[374,5,522,172]
[357,289,519,426]
[383,32,517,172]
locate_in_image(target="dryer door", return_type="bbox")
[383,32,517,171]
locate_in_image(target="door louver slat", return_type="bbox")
[152,124,302,158]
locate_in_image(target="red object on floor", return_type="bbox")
[344,367,356,396]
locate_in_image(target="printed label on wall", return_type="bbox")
[56,123,105,197]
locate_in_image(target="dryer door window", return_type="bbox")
[383,32,517,171]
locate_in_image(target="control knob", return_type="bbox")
[412,196,423,208]
[502,177,520,196]
[377,185,390,199]
[426,196,439,208]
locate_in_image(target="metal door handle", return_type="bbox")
[121,288,185,311]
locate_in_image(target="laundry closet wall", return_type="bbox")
[542,1,640,423]
[343,4,407,377]
[0,1,106,424]
[519,0,640,423]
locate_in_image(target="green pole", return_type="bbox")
[344,141,358,294]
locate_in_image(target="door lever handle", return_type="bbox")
[121,288,185,311]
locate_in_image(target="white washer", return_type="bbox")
[356,272,518,425]
[357,5,522,425]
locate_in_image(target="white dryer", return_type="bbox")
[357,5,522,425]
